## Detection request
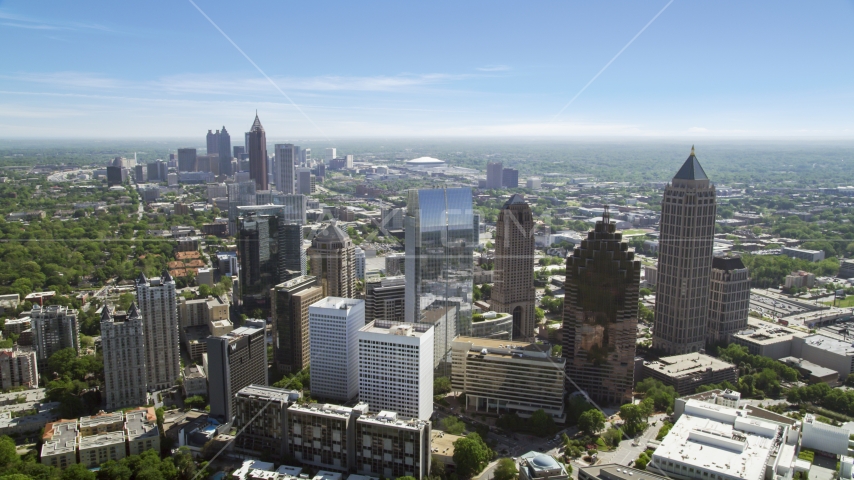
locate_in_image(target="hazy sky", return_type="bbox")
[2,0,853,138]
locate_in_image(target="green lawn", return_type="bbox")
[822,296,854,308]
[622,229,650,235]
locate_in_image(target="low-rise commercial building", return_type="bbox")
[355,411,431,480]
[182,364,208,397]
[802,413,850,456]
[779,357,839,384]
[640,353,738,396]
[791,334,854,379]
[450,336,565,422]
[287,402,369,472]
[731,320,808,359]
[782,247,825,262]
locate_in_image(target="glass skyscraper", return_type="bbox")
[404,187,474,371]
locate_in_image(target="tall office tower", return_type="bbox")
[491,194,536,340]
[309,297,364,402]
[562,208,640,405]
[287,402,369,472]
[134,164,147,182]
[206,129,219,156]
[178,148,197,172]
[502,168,519,188]
[281,223,307,277]
[247,113,268,190]
[273,144,298,194]
[355,412,432,480]
[358,321,434,420]
[101,305,148,410]
[308,224,356,298]
[233,385,301,457]
[136,271,180,391]
[344,154,354,169]
[297,168,313,194]
[404,187,474,371]
[30,305,79,368]
[325,148,337,162]
[380,207,404,230]
[354,247,366,280]
[707,256,750,344]
[473,213,482,245]
[301,148,310,165]
[272,276,323,374]
[207,326,267,421]
[218,126,233,175]
[0,346,38,390]
[233,145,245,160]
[365,276,406,323]
[652,147,717,355]
[227,181,257,234]
[486,161,503,189]
[147,160,167,182]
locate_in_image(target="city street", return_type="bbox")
[598,413,668,468]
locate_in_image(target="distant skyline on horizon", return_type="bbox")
[2,1,853,139]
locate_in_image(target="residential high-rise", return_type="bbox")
[233,385,301,457]
[404,187,474,371]
[247,113,268,190]
[491,194,536,340]
[30,305,79,368]
[136,271,180,391]
[309,297,364,402]
[486,161,503,189]
[358,321,434,420]
[101,305,148,410]
[502,168,519,188]
[227,181,257,234]
[365,276,406,324]
[309,224,356,298]
[272,276,323,374]
[297,167,314,194]
[707,256,750,344]
[355,247,366,280]
[207,326,267,421]
[218,126,233,175]
[355,412,431,480]
[177,148,197,172]
[0,346,38,390]
[562,208,640,405]
[274,144,298,194]
[652,147,717,355]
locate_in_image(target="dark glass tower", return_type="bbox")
[562,207,640,405]
[219,126,233,175]
[247,113,268,190]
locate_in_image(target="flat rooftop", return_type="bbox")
[359,320,432,338]
[653,413,779,480]
[79,411,124,429]
[288,402,368,420]
[310,296,364,311]
[125,408,159,441]
[801,334,854,356]
[184,364,206,379]
[184,324,211,342]
[644,353,735,378]
[79,431,125,449]
[357,411,429,431]
[236,384,300,402]
[733,320,806,344]
[779,357,839,378]
[41,420,78,456]
[581,464,667,480]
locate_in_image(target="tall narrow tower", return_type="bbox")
[247,112,268,190]
[308,223,356,298]
[136,271,181,390]
[218,126,233,175]
[652,147,717,355]
[562,208,640,405]
[491,194,536,339]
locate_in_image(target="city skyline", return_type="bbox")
[1,2,853,138]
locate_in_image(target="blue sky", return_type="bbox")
[1,0,853,138]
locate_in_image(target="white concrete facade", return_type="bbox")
[309,297,364,402]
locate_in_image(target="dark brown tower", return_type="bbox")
[491,194,536,339]
[247,112,268,190]
[562,206,640,405]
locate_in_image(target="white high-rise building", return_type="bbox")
[274,144,298,195]
[101,305,148,410]
[325,148,337,163]
[355,247,366,280]
[358,321,434,420]
[309,297,364,402]
[136,271,180,391]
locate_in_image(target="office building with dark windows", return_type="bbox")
[490,194,536,340]
[247,113,268,190]
[562,208,640,405]
[707,256,750,344]
[272,276,323,374]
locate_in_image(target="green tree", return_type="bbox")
[494,458,518,480]
[434,377,452,395]
[619,404,646,436]
[62,464,97,480]
[577,409,605,436]
[396,477,417,480]
[198,284,212,298]
[0,435,18,468]
[603,427,623,448]
[531,409,555,433]
[118,293,135,311]
[452,433,492,479]
[441,417,466,435]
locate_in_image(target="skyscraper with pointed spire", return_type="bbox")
[652,147,717,355]
[562,207,640,405]
[247,112,268,190]
[136,271,180,390]
[491,194,536,339]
